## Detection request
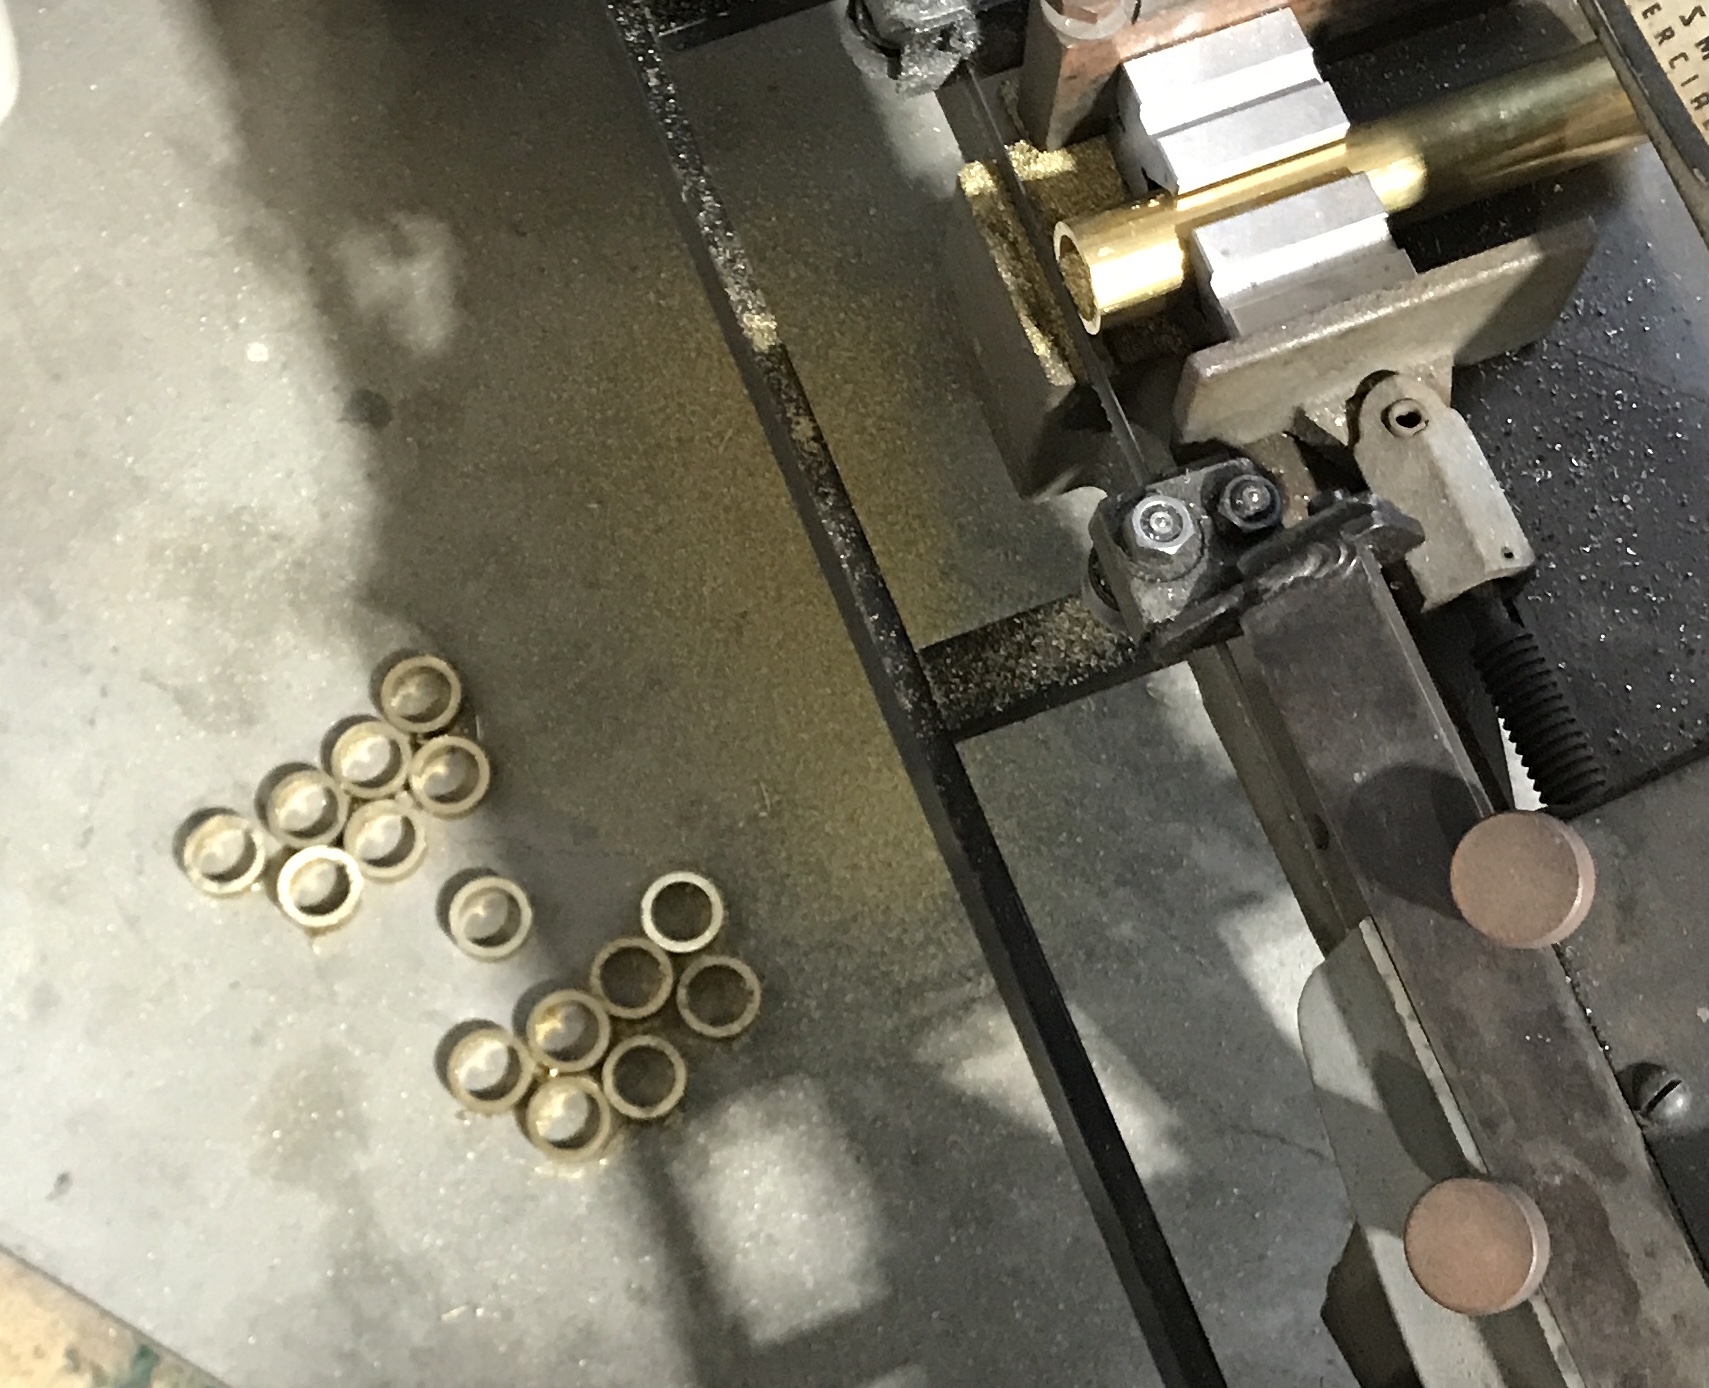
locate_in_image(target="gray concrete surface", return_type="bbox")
[0,3,1351,1386]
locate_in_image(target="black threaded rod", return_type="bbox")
[1471,604,1607,812]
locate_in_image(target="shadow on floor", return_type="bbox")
[186,3,1350,1385]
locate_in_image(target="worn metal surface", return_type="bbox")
[1243,550,1709,1388]
[604,4,1225,1382]
[1300,924,1577,1387]
[1174,223,1596,447]
[1565,755,1709,1270]
[1351,377,1533,610]
[1090,463,1241,646]
[855,0,980,89]
[921,595,1160,739]
[1321,1228,1429,1388]
[649,0,833,48]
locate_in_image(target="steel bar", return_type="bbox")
[1566,759,1709,1271]
[648,0,829,50]
[599,4,1227,1382]
[921,595,1160,741]
[1242,550,1709,1388]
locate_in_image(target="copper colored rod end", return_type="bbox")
[1450,810,1595,949]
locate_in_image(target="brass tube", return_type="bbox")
[1055,45,1644,333]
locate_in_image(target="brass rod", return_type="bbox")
[1055,45,1644,332]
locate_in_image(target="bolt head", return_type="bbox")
[1627,1062,1693,1131]
[1127,496,1196,557]
[1217,474,1283,535]
[1139,502,1183,542]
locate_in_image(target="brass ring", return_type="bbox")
[275,846,364,933]
[408,736,491,819]
[377,654,463,735]
[179,811,268,897]
[523,989,613,1074]
[639,869,726,954]
[601,1034,687,1122]
[522,1073,615,1163]
[447,875,534,960]
[588,936,674,1020]
[675,954,762,1039]
[262,767,351,849]
[444,1024,534,1115]
[326,718,413,800]
[342,797,429,883]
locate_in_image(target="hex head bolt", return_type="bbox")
[1127,496,1196,557]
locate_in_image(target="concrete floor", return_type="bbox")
[0,3,1350,1386]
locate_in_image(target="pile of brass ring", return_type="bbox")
[178,654,491,934]
[179,662,763,1171]
[440,868,763,1168]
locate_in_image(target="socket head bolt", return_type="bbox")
[1216,473,1283,535]
[1127,496,1196,557]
